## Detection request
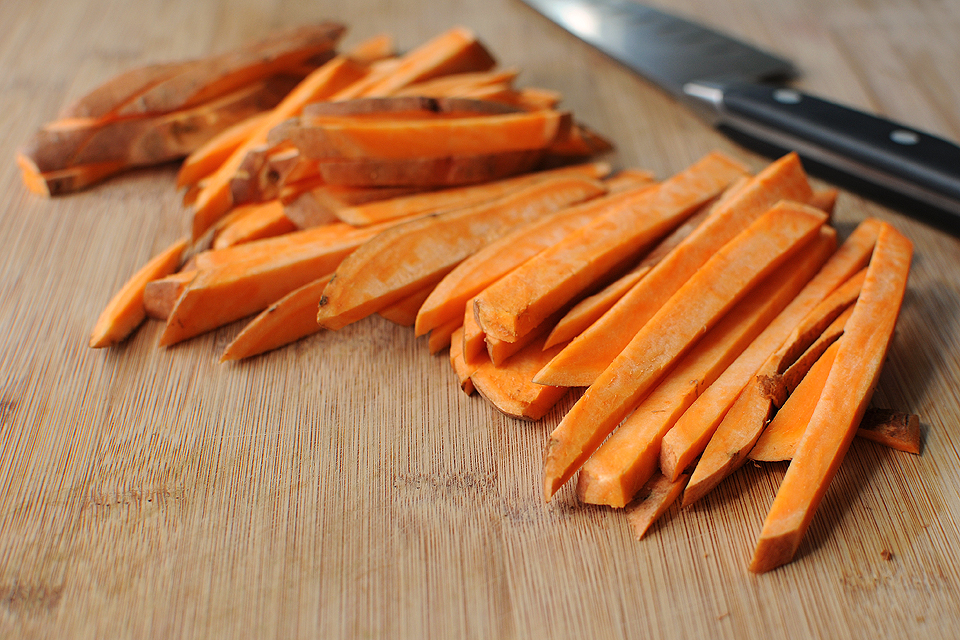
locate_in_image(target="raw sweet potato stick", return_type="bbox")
[681,267,869,505]
[542,201,828,500]
[177,112,270,188]
[335,161,611,226]
[414,174,652,337]
[535,153,813,387]
[656,218,882,484]
[541,183,727,350]
[189,53,370,238]
[89,236,188,347]
[748,340,841,463]
[575,227,836,508]
[474,151,749,344]
[212,200,296,249]
[220,274,334,361]
[750,222,912,573]
[316,175,607,330]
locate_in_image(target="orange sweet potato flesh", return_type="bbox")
[541,188,721,350]
[220,273,334,361]
[378,284,434,327]
[22,76,299,184]
[748,340,841,463]
[750,222,912,573]
[535,153,813,387]
[315,175,607,331]
[212,200,296,249]
[469,336,571,421]
[856,408,921,454]
[348,26,496,98]
[89,236,188,347]
[112,22,345,117]
[189,54,371,239]
[159,222,400,345]
[624,474,689,540]
[541,201,828,500]
[575,229,836,508]
[334,161,611,226]
[657,218,882,483]
[17,156,127,197]
[143,270,196,319]
[474,151,749,345]
[680,267,869,505]
[283,184,418,228]
[415,181,651,338]
[288,109,567,160]
[177,112,270,188]
[449,326,477,395]
[543,267,649,350]
[427,315,462,355]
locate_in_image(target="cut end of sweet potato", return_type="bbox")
[749,528,803,574]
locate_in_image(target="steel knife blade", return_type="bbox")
[522,0,960,232]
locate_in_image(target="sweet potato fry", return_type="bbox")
[113,22,345,117]
[856,408,921,454]
[535,153,813,387]
[461,296,487,367]
[427,316,462,354]
[750,222,912,573]
[177,112,270,188]
[575,229,835,508]
[809,187,839,217]
[219,273,334,361]
[211,200,296,249]
[283,183,425,228]
[624,473,689,540]
[17,156,127,196]
[350,26,497,98]
[315,175,607,330]
[143,270,196,319]
[288,109,567,161]
[542,180,723,350]
[189,53,371,238]
[415,181,652,338]
[316,149,547,188]
[335,161,611,226]
[748,340,841,463]
[542,267,648,350]
[470,337,570,421]
[541,201,828,501]
[22,76,300,182]
[657,218,882,484]
[449,326,477,394]
[378,285,434,326]
[779,304,855,394]
[160,221,401,345]
[681,268,868,505]
[474,151,748,345]
[394,68,521,98]
[89,236,188,347]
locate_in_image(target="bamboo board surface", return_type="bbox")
[2,0,960,638]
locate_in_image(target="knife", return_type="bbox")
[521,0,960,232]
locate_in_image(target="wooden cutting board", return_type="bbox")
[2,0,959,638]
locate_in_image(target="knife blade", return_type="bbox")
[521,0,960,232]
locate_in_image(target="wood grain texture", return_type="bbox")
[2,0,960,638]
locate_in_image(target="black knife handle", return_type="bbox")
[685,81,960,232]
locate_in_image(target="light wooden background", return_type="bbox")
[2,0,960,638]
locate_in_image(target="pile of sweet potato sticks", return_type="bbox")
[21,23,919,573]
